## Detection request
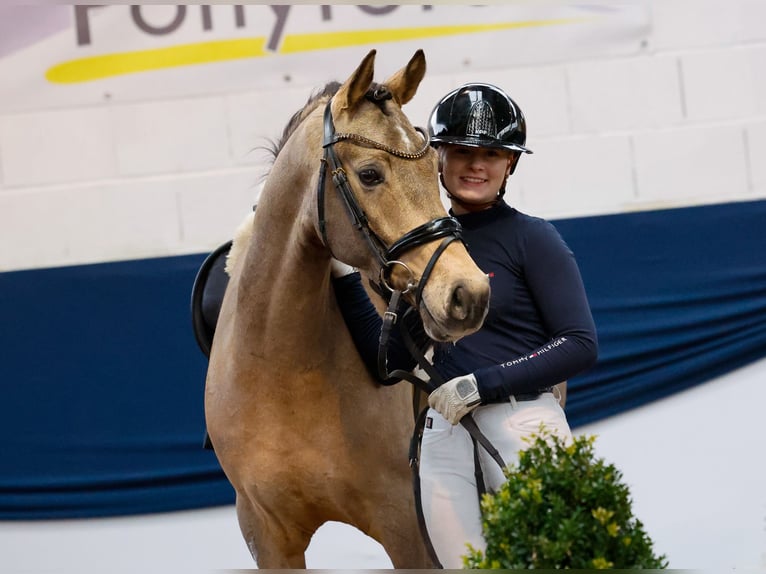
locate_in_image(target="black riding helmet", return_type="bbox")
[428,82,533,155]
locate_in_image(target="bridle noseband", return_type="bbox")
[316,94,463,306]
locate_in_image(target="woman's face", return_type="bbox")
[440,144,516,213]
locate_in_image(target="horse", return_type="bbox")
[204,49,491,569]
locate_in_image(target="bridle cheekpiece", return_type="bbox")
[316,93,463,307]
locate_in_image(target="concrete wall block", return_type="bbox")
[746,120,766,193]
[0,179,181,271]
[67,179,184,262]
[649,0,748,51]
[741,0,766,42]
[512,134,635,220]
[568,54,683,133]
[750,45,766,115]
[112,97,232,177]
[0,189,71,271]
[226,86,323,166]
[681,46,759,122]
[177,168,264,251]
[0,108,116,187]
[633,124,749,204]
[469,65,570,139]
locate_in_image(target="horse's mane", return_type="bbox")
[267,81,341,160]
[230,80,393,276]
[267,80,391,160]
[228,83,344,276]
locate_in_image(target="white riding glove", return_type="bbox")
[428,373,482,425]
[330,259,357,278]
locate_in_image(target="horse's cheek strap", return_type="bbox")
[377,290,403,381]
[415,235,460,308]
[317,158,330,250]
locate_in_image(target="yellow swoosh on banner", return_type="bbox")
[46,19,583,84]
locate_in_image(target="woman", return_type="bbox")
[331,83,598,568]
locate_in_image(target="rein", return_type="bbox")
[377,304,507,474]
[378,303,506,571]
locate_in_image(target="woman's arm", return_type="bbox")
[474,221,598,402]
[332,272,425,384]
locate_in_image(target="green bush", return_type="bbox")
[464,428,668,569]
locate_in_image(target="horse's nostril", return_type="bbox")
[447,280,490,326]
[450,285,469,321]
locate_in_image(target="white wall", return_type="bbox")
[577,356,766,570]
[1,0,765,272]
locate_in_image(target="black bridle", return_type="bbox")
[316,94,462,306]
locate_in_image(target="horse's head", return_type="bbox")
[317,49,490,342]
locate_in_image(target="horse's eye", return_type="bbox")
[358,168,383,186]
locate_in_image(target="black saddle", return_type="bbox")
[190,240,232,359]
[191,240,233,451]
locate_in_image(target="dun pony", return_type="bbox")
[205,49,490,568]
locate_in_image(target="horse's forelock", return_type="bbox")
[366,82,394,114]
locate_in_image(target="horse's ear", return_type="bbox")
[384,49,426,106]
[334,49,376,114]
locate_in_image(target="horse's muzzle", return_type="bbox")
[449,281,490,324]
[420,276,490,342]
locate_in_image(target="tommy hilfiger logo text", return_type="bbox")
[501,337,568,368]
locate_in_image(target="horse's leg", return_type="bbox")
[371,500,434,568]
[235,494,312,568]
[363,395,435,567]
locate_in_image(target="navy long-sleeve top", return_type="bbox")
[332,201,598,403]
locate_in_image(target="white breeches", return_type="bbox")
[418,392,572,569]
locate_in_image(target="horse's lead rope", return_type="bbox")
[376,291,506,569]
[376,294,507,473]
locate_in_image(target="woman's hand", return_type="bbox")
[428,374,481,424]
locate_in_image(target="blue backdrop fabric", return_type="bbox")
[1,199,765,519]
[0,256,233,519]
[556,200,766,427]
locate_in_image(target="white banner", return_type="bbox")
[0,4,649,113]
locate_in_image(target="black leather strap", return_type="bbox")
[387,217,462,261]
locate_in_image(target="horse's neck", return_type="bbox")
[233,169,334,357]
[243,212,326,309]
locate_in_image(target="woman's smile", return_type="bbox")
[441,144,515,212]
